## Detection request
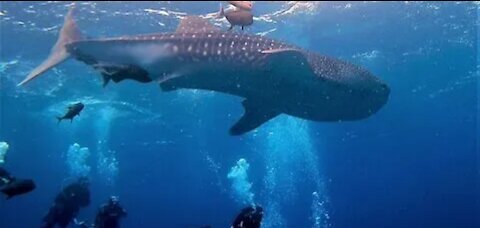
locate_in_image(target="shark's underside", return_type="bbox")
[19,8,390,135]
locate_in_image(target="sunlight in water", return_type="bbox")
[95,106,119,186]
[260,116,330,228]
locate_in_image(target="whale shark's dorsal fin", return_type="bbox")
[175,16,220,33]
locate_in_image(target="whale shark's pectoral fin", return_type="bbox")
[230,99,280,135]
[175,16,221,34]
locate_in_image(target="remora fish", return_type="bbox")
[19,8,389,135]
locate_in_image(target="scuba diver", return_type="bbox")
[0,167,36,199]
[74,196,127,228]
[231,204,264,228]
[41,177,91,228]
[93,196,127,228]
[0,141,36,199]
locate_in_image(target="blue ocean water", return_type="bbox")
[0,1,478,228]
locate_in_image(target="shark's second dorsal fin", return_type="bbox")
[175,16,220,33]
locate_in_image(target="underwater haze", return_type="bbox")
[0,1,479,228]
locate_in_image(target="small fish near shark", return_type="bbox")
[18,7,390,135]
[57,102,84,123]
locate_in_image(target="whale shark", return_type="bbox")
[19,8,390,135]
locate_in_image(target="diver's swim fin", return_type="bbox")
[230,99,280,135]
[0,179,36,199]
[18,6,83,86]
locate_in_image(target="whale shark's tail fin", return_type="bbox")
[18,6,83,86]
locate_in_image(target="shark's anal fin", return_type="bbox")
[175,16,220,34]
[230,99,280,135]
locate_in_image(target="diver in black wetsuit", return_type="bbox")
[93,196,127,228]
[73,196,127,228]
[231,204,264,228]
[41,177,91,228]
[0,167,36,199]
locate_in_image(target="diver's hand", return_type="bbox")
[74,218,91,228]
